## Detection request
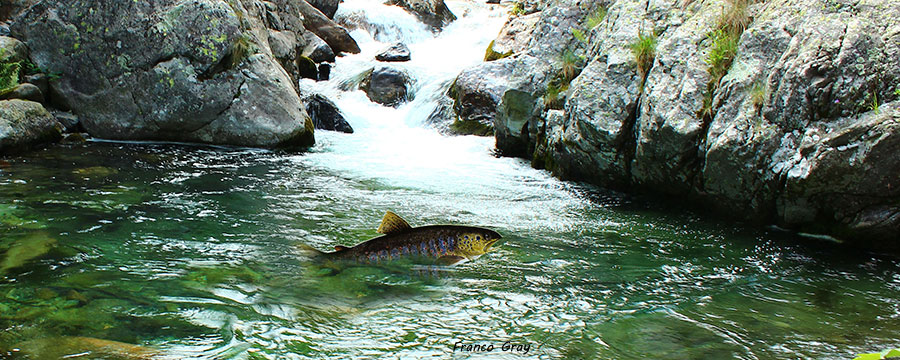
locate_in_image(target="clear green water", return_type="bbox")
[1,139,899,359]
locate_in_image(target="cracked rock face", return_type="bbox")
[11,0,314,148]
[463,0,900,248]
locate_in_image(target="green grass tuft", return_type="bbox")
[868,91,880,114]
[706,29,739,85]
[585,7,608,29]
[749,81,766,109]
[629,31,657,79]
[229,35,252,69]
[572,28,587,43]
[509,1,525,16]
[544,80,570,110]
[719,0,752,35]
[560,50,581,83]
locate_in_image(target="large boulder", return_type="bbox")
[450,0,603,147]
[307,0,340,19]
[386,0,456,30]
[301,32,335,63]
[11,0,315,148]
[469,0,900,247]
[295,0,360,54]
[360,66,415,107]
[0,36,27,63]
[0,99,62,153]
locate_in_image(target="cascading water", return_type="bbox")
[1,1,899,359]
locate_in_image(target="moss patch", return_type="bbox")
[484,40,513,62]
[449,119,493,136]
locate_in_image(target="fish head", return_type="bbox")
[456,228,502,256]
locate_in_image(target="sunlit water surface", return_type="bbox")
[1,1,899,359]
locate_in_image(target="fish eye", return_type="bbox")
[465,236,469,239]
[476,236,481,240]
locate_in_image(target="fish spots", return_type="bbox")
[391,248,401,259]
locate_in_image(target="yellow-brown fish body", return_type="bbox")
[307,211,501,266]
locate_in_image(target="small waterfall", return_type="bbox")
[307,0,507,130]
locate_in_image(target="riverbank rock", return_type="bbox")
[386,0,457,30]
[11,0,315,148]
[361,66,415,107]
[462,0,900,248]
[302,32,336,63]
[307,0,340,19]
[303,93,353,133]
[0,36,26,63]
[450,0,602,148]
[296,0,361,54]
[376,43,411,62]
[0,99,62,153]
[0,83,43,103]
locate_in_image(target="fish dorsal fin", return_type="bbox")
[334,245,349,251]
[376,211,412,234]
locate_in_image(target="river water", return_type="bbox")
[1,1,899,359]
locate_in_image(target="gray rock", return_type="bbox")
[51,110,81,133]
[23,73,48,98]
[303,93,353,133]
[0,83,43,103]
[301,32,336,63]
[361,66,415,107]
[376,43,411,62]
[0,36,27,63]
[385,0,456,30]
[11,0,314,148]
[485,12,539,61]
[0,23,8,37]
[307,0,339,19]
[0,99,62,153]
[295,0,360,54]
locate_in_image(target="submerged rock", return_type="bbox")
[361,66,415,107]
[0,100,62,153]
[376,43,412,62]
[12,336,160,360]
[0,232,56,274]
[386,0,457,30]
[11,0,315,148]
[303,93,353,133]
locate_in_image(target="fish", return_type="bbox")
[303,211,502,266]
[10,336,161,359]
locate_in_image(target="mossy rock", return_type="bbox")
[484,40,513,62]
[448,119,493,136]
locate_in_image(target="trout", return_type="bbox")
[304,211,502,266]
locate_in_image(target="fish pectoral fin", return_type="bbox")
[437,255,466,266]
[334,245,349,251]
[376,211,412,234]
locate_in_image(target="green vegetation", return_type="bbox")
[853,348,900,360]
[572,28,587,43]
[544,80,569,110]
[629,31,657,80]
[561,50,579,83]
[749,81,766,109]
[0,61,20,92]
[585,7,608,29]
[706,29,739,85]
[868,90,880,114]
[509,1,525,16]
[449,119,493,136]
[700,0,754,120]
[894,87,900,96]
[484,40,513,62]
[543,50,583,109]
[228,34,252,69]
